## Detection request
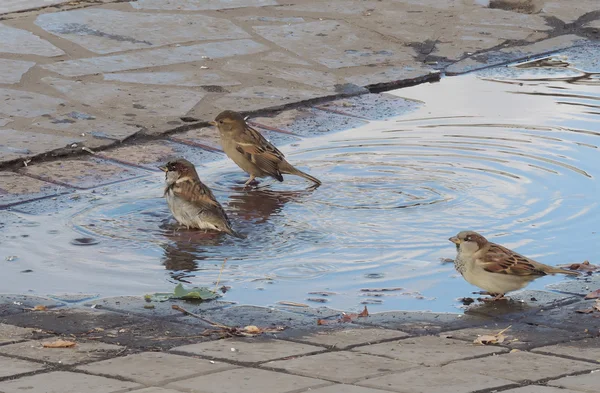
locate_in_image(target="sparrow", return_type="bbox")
[209,110,321,187]
[449,230,578,301]
[159,158,243,238]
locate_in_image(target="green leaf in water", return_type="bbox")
[146,284,220,302]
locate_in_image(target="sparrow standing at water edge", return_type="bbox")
[159,158,243,238]
[209,110,321,187]
[449,230,578,301]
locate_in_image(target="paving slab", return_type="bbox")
[42,39,269,77]
[443,322,592,349]
[0,172,72,208]
[166,367,328,393]
[213,86,329,112]
[0,370,142,393]
[288,328,410,349]
[0,0,71,14]
[35,9,250,54]
[306,386,391,393]
[0,294,62,317]
[0,23,64,56]
[129,388,184,393]
[263,351,418,383]
[169,126,224,152]
[548,372,600,393]
[0,323,37,344]
[104,70,242,88]
[480,386,581,393]
[442,351,597,382]
[0,354,45,378]
[0,59,36,84]
[31,113,143,142]
[172,338,324,363]
[132,0,278,11]
[356,366,516,393]
[78,352,236,385]
[355,310,489,334]
[0,339,123,365]
[518,300,600,333]
[344,66,438,88]
[352,335,508,366]
[0,89,64,118]
[532,338,600,363]
[19,157,150,189]
[540,0,600,23]
[315,93,421,121]
[0,129,80,162]
[546,274,600,296]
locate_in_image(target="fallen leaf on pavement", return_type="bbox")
[473,326,511,345]
[243,325,261,334]
[594,300,600,312]
[576,309,595,314]
[43,340,76,348]
[358,306,369,317]
[584,289,600,299]
[31,305,47,311]
[560,260,600,272]
[277,301,309,308]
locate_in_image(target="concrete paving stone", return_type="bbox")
[0,308,145,335]
[355,310,489,334]
[541,0,600,23]
[222,59,339,90]
[0,88,64,118]
[249,107,367,137]
[502,387,584,393]
[548,372,600,393]
[172,337,324,363]
[214,86,329,112]
[284,0,379,15]
[167,367,328,393]
[585,19,600,30]
[0,23,64,56]
[31,113,143,142]
[0,294,62,317]
[48,293,99,303]
[261,51,311,66]
[353,335,507,366]
[132,0,278,11]
[0,118,11,127]
[344,65,438,88]
[0,339,123,365]
[460,7,551,32]
[237,16,306,24]
[0,0,71,14]
[518,300,600,333]
[0,354,45,378]
[441,351,597,382]
[253,20,415,69]
[264,351,417,384]
[304,386,391,393]
[0,129,79,162]
[0,172,72,208]
[0,59,35,84]
[78,352,236,385]
[316,93,421,120]
[443,322,592,350]
[129,389,184,393]
[289,328,409,349]
[20,157,150,189]
[98,140,222,170]
[42,39,268,77]
[43,77,205,119]
[546,274,600,296]
[104,70,242,87]
[0,323,37,344]
[356,366,516,393]
[532,338,600,363]
[36,9,250,54]
[169,126,224,152]
[0,370,142,393]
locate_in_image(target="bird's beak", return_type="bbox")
[158,166,168,172]
[208,120,218,127]
[449,236,460,244]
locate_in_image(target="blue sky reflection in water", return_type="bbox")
[1,46,599,313]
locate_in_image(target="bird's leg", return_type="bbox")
[480,293,508,302]
[244,175,257,187]
[472,291,494,296]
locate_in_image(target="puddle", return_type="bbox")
[1,47,600,313]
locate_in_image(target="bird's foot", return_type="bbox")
[243,177,259,188]
[479,293,508,302]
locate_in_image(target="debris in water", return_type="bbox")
[5,256,18,262]
[70,237,99,246]
[473,326,511,345]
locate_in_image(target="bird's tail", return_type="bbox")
[547,266,580,276]
[280,163,322,186]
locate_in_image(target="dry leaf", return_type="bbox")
[277,301,309,308]
[317,319,328,325]
[594,300,600,312]
[560,260,600,272]
[42,340,76,348]
[243,325,261,334]
[584,289,600,300]
[576,309,595,314]
[32,305,47,311]
[473,326,511,345]
[510,349,521,353]
[358,306,369,317]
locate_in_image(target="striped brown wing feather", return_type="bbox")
[235,125,285,180]
[479,243,547,276]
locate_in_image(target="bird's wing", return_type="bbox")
[478,243,547,276]
[170,178,228,219]
[235,125,285,180]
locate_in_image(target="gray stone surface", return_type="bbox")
[42,39,269,77]
[0,0,70,14]
[36,9,250,54]
[0,339,123,365]
[0,59,36,84]
[264,351,417,383]
[0,354,45,378]
[356,311,488,334]
[546,274,600,296]
[478,387,580,393]
[344,66,437,88]
[0,294,62,317]
[532,338,600,363]
[30,114,142,142]
[78,352,236,385]
[316,93,421,120]
[0,89,64,118]
[127,389,183,393]
[0,172,70,208]
[0,129,78,162]
[0,23,64,56]
[541,0,600,23]
[442,351,597,382]
[166,368,328,393]
[132,0,278,11]
[548,372,600,393]
[0,323,36,344]
[307,386,391,393]
[0,371,141,393]
[104,70,241,87]
[357,367,515,393]
[353,335,508,366]
[290,328,410,349]
[173,338,323,363]
[214,86,328,112]
[254,20,414,69]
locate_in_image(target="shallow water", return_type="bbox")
[2,46,599,313]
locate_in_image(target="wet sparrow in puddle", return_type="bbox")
[159,158,243,238]
[209,110,321,187]
[449,230,578,301]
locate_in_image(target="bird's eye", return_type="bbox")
[219,120,224,124]
[465,236,471,241]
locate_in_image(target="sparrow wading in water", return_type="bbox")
[159,158,243,238]
[209,110,321,187]
[450,230,578,301]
